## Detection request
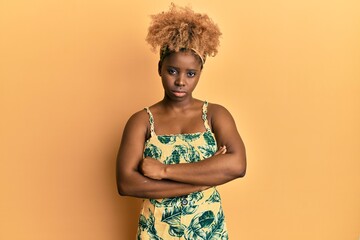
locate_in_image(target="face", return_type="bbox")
[159,50,202,102]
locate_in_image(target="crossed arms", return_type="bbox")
[116,104,246,199]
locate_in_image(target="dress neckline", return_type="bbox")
[154,130,210,138]
[144,101,212,138]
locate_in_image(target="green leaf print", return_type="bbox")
[159,204,200,237]
[164,145,188,164]
[179,133,201,142]
[137,231,140,240]
[138,210,164,240]
[138,214,148,231]
[147,211,164,240]
[144,144,162,159]
[216,207,225,226]
[164,155,179,165]
[161,206,182,226]
[205,190,221,203]
[203,131,216,147]
[206,229,228,240]
[157,135,176,145]
[185,210,215,240]
[198,145,216,158]
[194,210,215,229]
[168,224,186,237]
[161,206,185,237]
[187,191,204,203]
[150,197,179,207]
[205,208,228,240]
[174,145,188,156]
[185,145,200,163]
[181,205,198,215]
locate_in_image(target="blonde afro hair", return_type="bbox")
[146,3,222,62]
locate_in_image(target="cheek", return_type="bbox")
[190,78,200,89]
[161,76,173,87]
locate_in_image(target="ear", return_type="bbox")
[158,60,162,76]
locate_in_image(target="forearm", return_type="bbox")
[163,153,246,186]
[117,171,208,199]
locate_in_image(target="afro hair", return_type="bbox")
[146,3,222,61]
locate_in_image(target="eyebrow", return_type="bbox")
[167,65,199,71]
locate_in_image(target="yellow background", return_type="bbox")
[1,0,359,239]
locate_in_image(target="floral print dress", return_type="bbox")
[137,101,228,240]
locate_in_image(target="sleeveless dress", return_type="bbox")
[137,101,228,240]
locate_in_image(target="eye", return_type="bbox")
[167,68,177,75]
[187,71,196,77]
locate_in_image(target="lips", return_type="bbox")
[171,90,186,97]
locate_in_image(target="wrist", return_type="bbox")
[162,164,169,179]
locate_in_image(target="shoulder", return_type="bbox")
[207,102,233,119]
[206,102,236,130]
[123,108,151,137]
[127,108,149,125]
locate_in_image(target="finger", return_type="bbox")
[214,146,227,155]
[219,146,227,154]
[214,147,223,156]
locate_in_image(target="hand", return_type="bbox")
[214,145,227,156]
[139,157,166,180]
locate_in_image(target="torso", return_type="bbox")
[137,100,228,240]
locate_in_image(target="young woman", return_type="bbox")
[116,4,246,239]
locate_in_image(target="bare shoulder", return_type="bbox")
[123,108,150,139]
[126,108,148,126]
[206,102,239,136]
[207,102,235,124]
[207,102,244,154]
[207,102,230,114]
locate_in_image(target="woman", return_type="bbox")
[116,4,246,239]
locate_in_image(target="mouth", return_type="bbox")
[171,90,186,97]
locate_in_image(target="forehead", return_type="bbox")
[163,51,202,69]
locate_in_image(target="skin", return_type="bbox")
[116,50,246,199]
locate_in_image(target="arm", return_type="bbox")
[140,104,246,186]
[116,110,209,199]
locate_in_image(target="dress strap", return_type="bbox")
[202,101,211,131]
[144,107,155,136]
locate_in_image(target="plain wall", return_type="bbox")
[1,0,359,239]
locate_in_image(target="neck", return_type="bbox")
[161,96,196,111]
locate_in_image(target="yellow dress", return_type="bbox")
[137,101,228,240]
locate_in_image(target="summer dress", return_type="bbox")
[137,101,228,240]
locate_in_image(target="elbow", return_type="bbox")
[116,170,144,197]
[228,156,247,179]
[116,169,136,196]
[237,158,247,178]
[117,184,128,196]
[116,176,133,196]
[117,182,135,197]
[230,164,246,179]
[237,153,247,178]
[238,165,246,178]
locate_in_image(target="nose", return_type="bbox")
[175,74,185,87]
